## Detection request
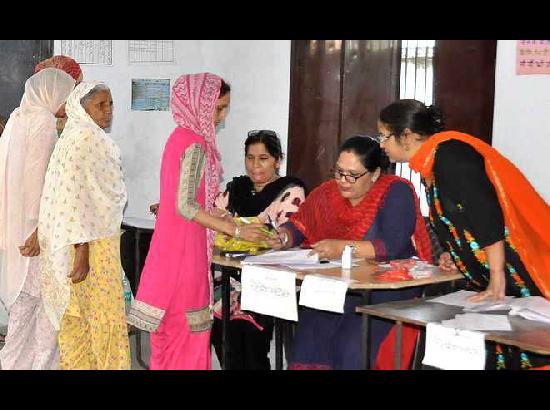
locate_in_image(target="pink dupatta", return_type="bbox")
[170,73,223,265]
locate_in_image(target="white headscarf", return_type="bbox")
[0,68,75,311]
[39,81,127,329]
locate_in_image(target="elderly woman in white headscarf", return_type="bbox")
[39,81,130,370]
[0,68,75,370]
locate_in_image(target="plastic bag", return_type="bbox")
[214,216,273,254]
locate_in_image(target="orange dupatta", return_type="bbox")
[409,131,550,298]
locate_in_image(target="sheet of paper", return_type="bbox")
[281,262,340,270]
[441,313,512,331]
[242,249,320,266]
[240,265,298,321]
[422,323,486,370]
[298,274,349,313]
[128,40,174,63]
[509,296,550,323]
[60,40,112,65]
[428,290,515,311]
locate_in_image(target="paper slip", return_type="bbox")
[422,323,486,370]
[441,313,512,331]
[298,274,349,313]
[508,296,550,324]
[428,290,515,311]
[240,265,298,321]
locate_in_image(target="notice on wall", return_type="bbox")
[516,40,550,75]
[240,265,298,321]
[60,40,112,65]
[422,323,486,370]
[131,79,170,111]
[128,40,174,63]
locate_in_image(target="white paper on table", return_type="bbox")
[422,323,486,370]
[298,274,349,313]
[281,260,359,270]
[441,313,512,331]
[508,296,550,323]
[240,265,298,321]
[242,249,320,266]
[428,290,515,311]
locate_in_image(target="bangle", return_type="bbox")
[234,225,241,239]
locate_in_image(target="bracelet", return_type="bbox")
[234,225,241,239]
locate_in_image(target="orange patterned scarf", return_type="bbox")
[409,131,550,298]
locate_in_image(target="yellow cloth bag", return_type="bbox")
[214,217,273,254]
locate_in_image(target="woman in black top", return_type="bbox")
[376,99,550,369]
[210,130,306,370]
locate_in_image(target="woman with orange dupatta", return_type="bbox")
[378,99,550,369]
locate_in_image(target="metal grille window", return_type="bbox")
[396,40,435,216]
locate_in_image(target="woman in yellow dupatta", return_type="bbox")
[377,99,550,369]
[39,82,129,370]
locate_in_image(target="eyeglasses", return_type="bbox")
[333,168,369,183]
[248,129,278,138]
[373,133,394,143]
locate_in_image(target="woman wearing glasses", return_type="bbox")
[268,135,432,370]
[211,129,306,370]
[377,99,550,369]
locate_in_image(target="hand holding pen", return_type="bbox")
[265,215,291,249]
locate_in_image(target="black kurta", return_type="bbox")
[425,140,545,369]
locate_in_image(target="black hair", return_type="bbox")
[219,79,231,97]
[379,99,444,140]
[339,135,390,172]
[244,130,284,161]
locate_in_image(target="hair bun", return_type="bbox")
[426,105,444,128]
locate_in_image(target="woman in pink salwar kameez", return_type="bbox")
[128,73,268,370]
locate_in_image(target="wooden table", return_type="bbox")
[122,217,156,370]
[356,298,550,369]
[212,250,462,370]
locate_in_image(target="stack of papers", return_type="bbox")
[508,296,550,324]
[242,249,357,270]
[441,313,512,331]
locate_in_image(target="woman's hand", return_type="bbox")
[149,203,160,218]
[266,228,290,250]
[19,228,40,257]
[69,243,90,284]
[310,239,346,260]
[438,252,458,272]
[237,223,270,243]
[468,270,506,303]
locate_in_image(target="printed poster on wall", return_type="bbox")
[131,79,170,111]
[516,40,550,75]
